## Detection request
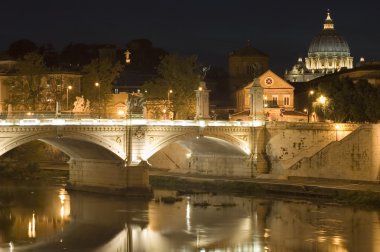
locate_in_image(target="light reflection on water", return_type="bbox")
[0,185,380,251]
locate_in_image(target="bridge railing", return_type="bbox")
[0,117,265,127]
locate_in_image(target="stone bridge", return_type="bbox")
[0,119,266,191]
[1,118,379,191]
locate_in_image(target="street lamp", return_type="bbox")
[167,89,173,119]
[308,90,314,123]
[303,108,308,120]
[95,82,100,118]
[66,85,72,111]
[317,95,327,121]
[167,89,173,107]
[167,89,173,102]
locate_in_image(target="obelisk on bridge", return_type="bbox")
[195,81,210,120]
[250,78,265,121]
[195,66,211,120]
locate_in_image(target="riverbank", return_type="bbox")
[149,171,380,207]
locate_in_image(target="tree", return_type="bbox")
[142,54,201,119]
[60,43,100,70]
[7,39,38,59]
[317,77,380,122]
[5,53,48,111]
[126,39,167,71]
[81,57,123,115]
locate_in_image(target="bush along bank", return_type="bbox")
[0,160,69,181]
[0,160,40,179]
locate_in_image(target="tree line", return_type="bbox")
[3,39,206,119]
[315,77,380,123]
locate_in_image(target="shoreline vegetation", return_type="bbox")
[149,174,380,208]
[0,140,69,181]
[0,161,69,181]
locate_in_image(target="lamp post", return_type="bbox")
[303,108,308,121]
[167,89,173,119]
[317,95,327,122]
[308,90,314,123]
[66,85,72,111]
[95,82,100,118]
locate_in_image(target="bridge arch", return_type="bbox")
[0,127,125,161]
[142,129,250,160]
[143,129,251,176]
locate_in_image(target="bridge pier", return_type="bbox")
[67,158,150,196]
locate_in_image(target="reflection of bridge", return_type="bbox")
[1,118,380,190]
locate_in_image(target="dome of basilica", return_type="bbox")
[308,11,350,57]
[285,10,353,83]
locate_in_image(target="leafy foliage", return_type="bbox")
[317,77,380,122]
[5,53,48,111]
[126,39,167,71]
[142,54,201,119]
[7,39,38,59]
[81,57,124,114]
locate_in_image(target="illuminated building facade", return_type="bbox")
[285,10,353,83]
[233,70,306,121]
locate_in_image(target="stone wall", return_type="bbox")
[69,158,149,189]
[188,155,251,177]
[287,124,380,181]
[69,158,126,188]
[265,122,358,177]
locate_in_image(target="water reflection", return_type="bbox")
[0,183,70,251]
[1,184,380,251]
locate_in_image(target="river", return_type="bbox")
[0,178,380,252]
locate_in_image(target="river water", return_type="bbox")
[1,179,380,252]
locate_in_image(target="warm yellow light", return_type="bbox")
[186,152,192,159]
[117,110,125,116]
[163,109,166,113]
[95,82,100,87]
[303,108,308,113]
[68,85,72,90]
[198,87,203,91]
[60,206,65,219]
[28,213,36,238]
[169,89,173,94]
[309,90,314,95]
[335,124,341,130]
[318,95,327,105]
[59,194,65,204]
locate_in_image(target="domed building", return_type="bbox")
[285,10,353,82]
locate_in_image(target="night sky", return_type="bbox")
[1,0,380,73]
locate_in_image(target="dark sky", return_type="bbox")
[1,0,379,73]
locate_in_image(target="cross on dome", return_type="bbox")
[324,9,334,30]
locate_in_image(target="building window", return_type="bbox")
[284,95,290,106]
[272,95,278,105]
[114,88,119,94]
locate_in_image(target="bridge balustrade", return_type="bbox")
[0,117,264,127]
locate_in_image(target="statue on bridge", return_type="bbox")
[200,65,211,80]
[72,96,91,113]
[126,92,145,118]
